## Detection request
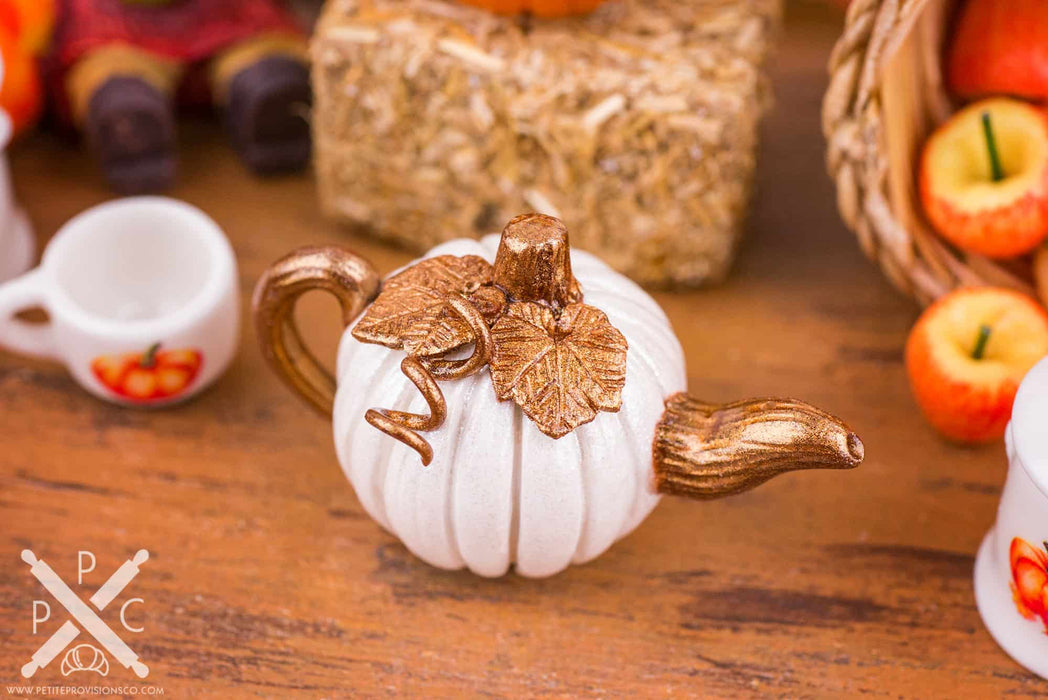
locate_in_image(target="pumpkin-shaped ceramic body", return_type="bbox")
[459,0,608,18]
[332,234,686,578]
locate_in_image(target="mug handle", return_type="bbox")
[0,269,60,361]
[252,246,380,416]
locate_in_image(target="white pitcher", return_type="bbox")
[975,357,1048,678]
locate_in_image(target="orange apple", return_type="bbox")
[947,0,1048,102]
[905,287,1048,443]
[919,98,1048,259]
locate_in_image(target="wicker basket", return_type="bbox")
[822,0,1039,307]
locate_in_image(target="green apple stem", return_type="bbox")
[971,324,992,361]
[981,112,1006,182]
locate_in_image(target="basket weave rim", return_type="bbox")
[821,0,1038,307]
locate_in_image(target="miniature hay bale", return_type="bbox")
[313,0,781,286]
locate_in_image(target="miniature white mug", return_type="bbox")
[974,356,1048,678]
[0,197,239,405]
[0,109,34,283]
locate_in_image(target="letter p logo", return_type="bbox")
[32,600,50,634]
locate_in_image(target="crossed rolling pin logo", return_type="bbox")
[21,549,150,679]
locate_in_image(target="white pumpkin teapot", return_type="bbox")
[254,215,864,578]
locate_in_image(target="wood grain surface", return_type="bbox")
[1,3,1041,697]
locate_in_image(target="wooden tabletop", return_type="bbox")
[1,2,1041,697]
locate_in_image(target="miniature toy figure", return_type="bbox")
[51,0,311,192]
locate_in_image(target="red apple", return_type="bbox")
[905,287,1048,443]
[948,0,1048,102]
[1035,245,1048,308]
[919,98,1048,259]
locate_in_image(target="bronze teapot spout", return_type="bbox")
[652,395,864,500]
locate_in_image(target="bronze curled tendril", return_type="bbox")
[365,357,445,466]
[365,296,493,465]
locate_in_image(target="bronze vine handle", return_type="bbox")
[252,246,380,416]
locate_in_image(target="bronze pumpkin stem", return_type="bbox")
[652,395,864,500]
[492,214,582,308]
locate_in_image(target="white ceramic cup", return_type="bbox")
[974,356,1048,678]
[0,110,35,283]
[0,197,239,405]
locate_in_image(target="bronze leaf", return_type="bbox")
[352,255,494,357]
[489,301,628,438]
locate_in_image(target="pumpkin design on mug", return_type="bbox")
[91,343,203,402]
[1009,537,1048,633]
[253,215,865,578]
